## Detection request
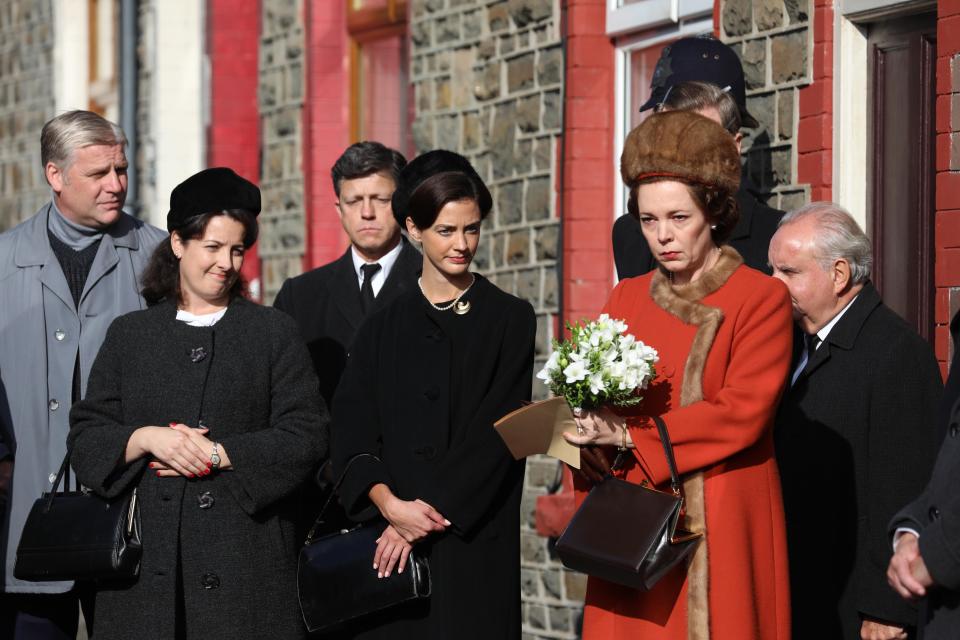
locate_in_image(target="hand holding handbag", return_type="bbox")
[556,415,702,590]
[14,449,141,582]
[297,453,431,633]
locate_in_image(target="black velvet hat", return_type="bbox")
[167,167,261,232]
[390,150,491,227]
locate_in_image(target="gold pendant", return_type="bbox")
[453,300,471,315]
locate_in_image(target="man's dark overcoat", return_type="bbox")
[612,186,783,279]
[889,310,960,639]
[273,240,421,407]
[330,275,535,639]
[775,283,942,638]
[68,298,328,640]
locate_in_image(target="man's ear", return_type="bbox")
[832,258,852,294]
[334,201,343,219]
[405,216,421,242]
[734,132,743,154]
[45,162,64,193]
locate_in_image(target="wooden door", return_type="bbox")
[867,13,936,341]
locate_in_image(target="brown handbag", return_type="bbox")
[555,415,702,590]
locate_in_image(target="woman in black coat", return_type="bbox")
[330,150,536,639]
[69,168,328,640]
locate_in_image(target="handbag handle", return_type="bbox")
[650,415,683,497]
[612,415,682,496]
[304,452,381,545]
[44,449,74,512]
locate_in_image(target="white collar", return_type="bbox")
[351,240,403,282]
[815,294,859,346]
[176,307,228,327]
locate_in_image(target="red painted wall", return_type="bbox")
[303,1,352,271]
[935,1,960,371]
[797,0,833,203]
[562,0,615,328]
[207,0,262,296]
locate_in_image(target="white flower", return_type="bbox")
[588,371,606,394]
[563,360,588,383]
[536,351,560,381]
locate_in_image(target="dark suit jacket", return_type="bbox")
[273,240,421,408]
[890,310,960,640]
[776,283,943,638]
[612,185,783,279]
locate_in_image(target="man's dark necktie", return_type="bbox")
[805,333,821,360]
[359,263,381,315]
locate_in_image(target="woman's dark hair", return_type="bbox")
[405,171,493,230]
[141,209,259,306]
[627,178,739,245]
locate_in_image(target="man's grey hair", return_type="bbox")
[780,201,873,284]
[41,110,126,171]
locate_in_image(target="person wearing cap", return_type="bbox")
[564,111,793,639]
[68,167,328,639]
[274,141,421,409]
[612,35,784,280]
[330,150,535,638]
[0,110,165,638]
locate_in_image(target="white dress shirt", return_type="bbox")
[351,241,403,297]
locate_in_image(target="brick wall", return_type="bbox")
[721,0,811,211]
[407,0,576,636]
[258,0,307,302]
[0,0,55,231]
[936,2,960,370]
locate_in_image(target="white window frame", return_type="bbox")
[607,0,713,38]
[611,14,713,270]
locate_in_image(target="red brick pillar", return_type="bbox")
[797,0,833,202]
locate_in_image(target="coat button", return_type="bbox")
[929,506,941,521]
[48,473,57,484]
[197,492,214,509]
[200,572,220,589]
[48,399,59,411]
[54,329,65,341]
[423,387,439,401]
[190,347,207,363]
[198,419,207,429]
[951,424,959,438]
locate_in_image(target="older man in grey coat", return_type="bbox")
[0,110,165,639]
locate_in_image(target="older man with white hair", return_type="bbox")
[0,110,165,638]
[770,202,942,640]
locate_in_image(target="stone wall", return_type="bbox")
[258,0,306,301]
[408,1,581,637]
[0,0,55,231]
[135,0,157,222]
[722,0,811,211]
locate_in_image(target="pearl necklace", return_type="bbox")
[418,274,476,314]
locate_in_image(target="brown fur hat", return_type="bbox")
[620,111,741,193]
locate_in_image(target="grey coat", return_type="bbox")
[69,298,328,640]
[0,203,165,593]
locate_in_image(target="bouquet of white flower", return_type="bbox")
[536,314,659,411]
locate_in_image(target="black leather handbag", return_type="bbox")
[556,415,702,590]
[297,454,431,633]
[14,449,141,582]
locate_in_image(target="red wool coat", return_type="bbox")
[577,248,793,640]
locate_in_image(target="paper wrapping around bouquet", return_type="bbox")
[494,397,581,469]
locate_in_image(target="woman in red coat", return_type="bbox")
[566,111,793,639]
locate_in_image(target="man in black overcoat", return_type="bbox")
[273,141,420,408]
[612,36,783,279]
[769,202,942,640]
[887,309,960,639]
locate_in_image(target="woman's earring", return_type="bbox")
[710,224,717,230]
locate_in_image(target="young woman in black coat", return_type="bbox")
[68,168,328,640]
[330,150,536,639]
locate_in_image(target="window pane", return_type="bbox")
[351,0,389,10]
[628,41,672,131]
[358,34,409,153]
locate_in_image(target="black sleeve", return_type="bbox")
[217,315,329,515]
[612,213,655,280]
[858,332,943,623]
[69,319,149,498]
[329,318,394,521]
[273,277,294,315]
[417,301,536,536]
[0,373,12,461]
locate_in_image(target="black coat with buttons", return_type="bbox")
[330,275,535,639]
[775,283,943,638]
[69,298,329,640]
[890,310,960,639]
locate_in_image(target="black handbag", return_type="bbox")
[297,454,431,633]
[556,415,702,590]
[14,449,141,582]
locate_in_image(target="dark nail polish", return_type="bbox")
[155,471,162,477]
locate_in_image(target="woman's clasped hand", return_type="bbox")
[369,484,450,578]
[126,422,227,478]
